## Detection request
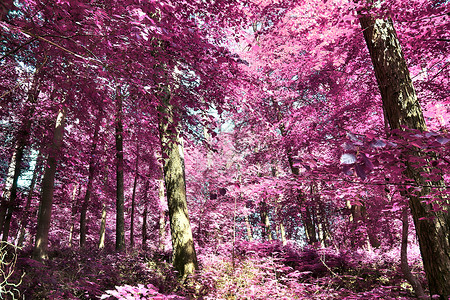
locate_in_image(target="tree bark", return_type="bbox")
[32,106,67,260]
[279,222,286,245]
[68,183,80,247]
[360,15,450,299]
[347,198,380,249]
[260,201,272,241]
[80,117,100,248]
[115,92,125,251]
[158,88,198,279]
[142,205,148,251]
[98,140,110,250]
[98,203,107,249]
[158,178,166,251]
[129,141,140,248]
[139,177,150,250]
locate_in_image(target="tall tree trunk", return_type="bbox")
[98,203,107,249]
[80,117,100,248]
[129,141,140,248]
[68,183,80,247]
[158,88,198,279]
[32,106,67,260]
[401,208,426,299]
[129,173,138,248]
[142,205,148,251]
[360,15,450,298]
[274,206,287,245]
[302,206,317,245]
[347,198,380,249]
[98,140,110,250]
[279,222,286,245]
[115,93,125,251]
[16,150,44,247]
[140,177,150,250]
[260,201,271,241]
[158,178,166,251]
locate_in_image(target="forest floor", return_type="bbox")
[6,241,424,299]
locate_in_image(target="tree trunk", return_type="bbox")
[16,150,44,247]
[115,93,125,251]
[158,88,198,279]
[98,203,107,249]
[245,215,253,241]
[98,137,110,250]
[360,15,450,299]
[158,178,166,251]
[129,141,140,248]
[68,183,80,247]
[401,208,426,299]
[80,117,100,248]
[347,198,380,249]
[260,201,271,241]
[142,205,148,251]
[279,221,286,245]
[129,173,138,248]
[32,106,67,260]
[139,177,150,250]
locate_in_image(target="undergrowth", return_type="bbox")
[9,241,425,299]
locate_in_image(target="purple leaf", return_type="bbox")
[370,139,386,148]
[355,164,366,180]
[436,136,450,145]
[361,153,373,171]
[342,165,353,175]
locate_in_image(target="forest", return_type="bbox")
[0,0,449,299]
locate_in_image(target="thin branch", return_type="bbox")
[0,37,38,61]
[429,60,450,82]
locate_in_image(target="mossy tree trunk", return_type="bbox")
[32,106,67,260]
[98,204,107,249]
[158,178,166,251]
[360,15,450,299]
[158,88,198,279]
